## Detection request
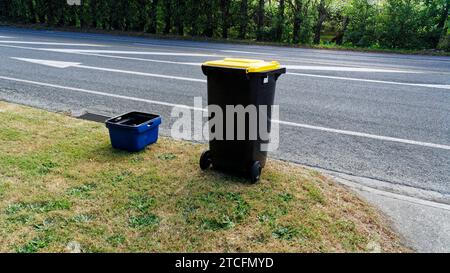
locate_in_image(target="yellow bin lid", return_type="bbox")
[203,58,282,73]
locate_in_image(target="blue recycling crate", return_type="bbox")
[106,112,161,152]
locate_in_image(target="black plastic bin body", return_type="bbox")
[201,59,285,179]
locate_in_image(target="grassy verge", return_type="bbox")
[1,22,449,57]
[0,101,408,253]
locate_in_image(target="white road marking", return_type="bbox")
[42,52,423,73]
[2,45,448,89]
[0,44,203,66]
[0,44,430,77]
[0,40,105,46]
[276,56,447,73]
[77,53,201,66]
[285,65,421,73]
[12,58,82,68]
[12,57,206,83]
[275,120,450,151]
[0,44,219,58]
[220,50,274,55]
[1,75,449,151]
[287,72,450,90]
[62,53,424,74]
[0,44,423,74]
[39,48,218,57]
[129,42,450,71]
[0,76,203,111]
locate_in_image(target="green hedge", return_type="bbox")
[2,0,449,51]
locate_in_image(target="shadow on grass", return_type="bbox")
[87,144,143,163]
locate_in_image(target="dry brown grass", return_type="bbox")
[0,101,408,253]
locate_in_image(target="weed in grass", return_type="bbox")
[67,183,97,198]
[106,234,126,247]
[304,183,325,204]
[128,213,160,228]
[37,161,59,175]
[257,211,276,225]
[157,153,177,161]
[128,195,156,213]
[6,214,34,225]
[29,200,71,213]
[182,192,250,231]
[201,215,235,231]
[272,225,300,241]
[278,193,294,202]
[279,205,290,217]
[181,204,199,224]
[5,203,27,214]
[111,171,133,184]
[5,200,71,214]
[227,193,251,222]
[16,235,51,253]
[72,214,95,223]
[33,218,56,231]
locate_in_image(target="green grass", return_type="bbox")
[128,214,160,228]
[16,235,52,253]
[0,101,407,253]
[6,200,71,214]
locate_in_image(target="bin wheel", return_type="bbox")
[200,150,212,170]
[250,161,262,184]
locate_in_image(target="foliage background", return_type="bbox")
[0,0,449,51]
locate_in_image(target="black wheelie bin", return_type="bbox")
[200,58,286,183]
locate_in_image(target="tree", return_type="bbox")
[148,0,159,33]
[173,0,185,35]
[3,0,450,51]
[187,0,201,36]
[437,0,450,36]
[204,0,215,37]
[289,0,311,43]
[427,0,450,48]
[313,0,329,44]
[276,0,286,41]
[344,0,377,47]
[220,0,231,38]
[239,0,249,39]
[378,0,422,49]
[162,0,172,34]
[256,0,265,41]
[0,0,11,19]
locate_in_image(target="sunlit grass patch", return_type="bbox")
[0,101,407,253]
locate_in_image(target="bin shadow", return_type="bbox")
[87,143,254,185]
[201,167,254,186]
[87,143,146,163]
